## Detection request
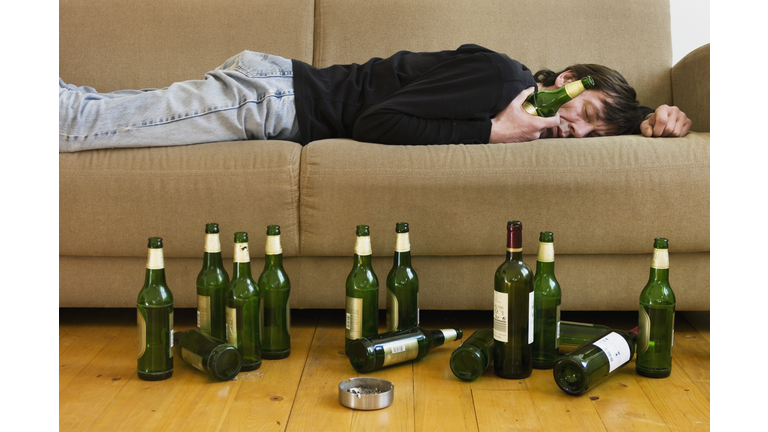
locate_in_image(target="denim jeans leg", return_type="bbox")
[59,51,300,152]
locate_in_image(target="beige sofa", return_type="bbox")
[59,0,710,311]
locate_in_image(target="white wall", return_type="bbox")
[670,0,710,64]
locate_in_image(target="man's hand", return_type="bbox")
[640,105,692,137]
[489,87,560,143]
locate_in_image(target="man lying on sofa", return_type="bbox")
[59,44,691,153]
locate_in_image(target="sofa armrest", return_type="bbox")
[671,43,710,132]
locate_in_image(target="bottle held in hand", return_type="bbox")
[523,76,594,117]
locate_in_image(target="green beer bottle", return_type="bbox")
[174,329,242,381]
[137,237,174,381]
[226,232,262,371]
[348,327,462,373]
[493,221,534,379]
[450,328,495,381]
[345,225,379,353]
[196,223,230,341]
[386,222,419,331]
[258,225,291,360]
[522,76,595,117]
[637,238,676,378]
[532,231,562,369]
[559,321,612,354]
[553,328,637,396]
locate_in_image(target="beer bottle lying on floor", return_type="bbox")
[174,329,242,381]
[348,327,462,373]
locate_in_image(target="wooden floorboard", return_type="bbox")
[59,308,710,431]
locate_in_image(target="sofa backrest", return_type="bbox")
[312,0,674,110]
[59,0,315,92]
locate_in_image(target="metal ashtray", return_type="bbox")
[338,377,394,410]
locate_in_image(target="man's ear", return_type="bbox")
[555,70,576,87]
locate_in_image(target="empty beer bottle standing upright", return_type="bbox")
[522,76,594,117]
[637,238,676,378]
[196,223,230,341]
[386,222,419,331]
[345,225,379,353]
[226,232,262,371]
[493,221,534,379]
[137,237,174,381]
[532,231,562,369]
[258,225,291,359]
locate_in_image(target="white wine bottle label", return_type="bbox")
[234,243,250,263]
[345,297,363,339]
[493,291,509,342]
[387,289,399,331]
[146,248,164,270]
[651,248,669,269]
[441,329,459,342]
[197,295,211,334]
[137,310,146,358]
[382,338,419,366]
[266,235,282,255]
[181,348,205,372]
[395,233,410,252]
[226,306,237,346]
[205,233,221,253]
[537,242,554,262]
[528,291,534,344]
[355,236,372,256]
[593,332,631,373]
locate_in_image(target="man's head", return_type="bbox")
[534,64,644,138]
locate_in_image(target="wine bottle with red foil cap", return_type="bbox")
[386,222,419,331]
[137,237,174,381]
[348,327,462,373]
[637,238,676,378]
[553,327,638,396]
[532,231,562,369]
[196,223,230,342]
[258,225,291,359]
[226,232,262,371]
[345,225,379,353]
[523,76,595,117]
[493,221,534,379]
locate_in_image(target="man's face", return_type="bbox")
[539,89,618,139]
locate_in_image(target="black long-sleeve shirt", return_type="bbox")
[291,44,536,145]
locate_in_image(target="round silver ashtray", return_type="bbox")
[338,377,394,410]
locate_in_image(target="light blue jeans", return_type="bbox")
[59,51,300,152]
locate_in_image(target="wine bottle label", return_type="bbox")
[387,289,399,331]
[651,248,669,269]
[345,296,363,339]
[265,235,282,255]
[493,291,509,342]
[226,306,237,346]
[593,332,631,373]
[537,242,554,262]
[234,243,250,263]
[205,233,221,253]
[181,348,205,372]
[137,310,146,358]
[395,233,410,252]
[441,329,459,342]
[528,291,534,344]
[197,295,211,334]
[355,236,372,256]
[382,338,419,366]
[564,80,586,99]
[146,248,164,270]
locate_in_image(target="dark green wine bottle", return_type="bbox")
[226,232,262,371]
[559,321,612,354]
[493,221,534,379]
[345,225,379,353]
[348,327,462,373]
[450,328,494,381]
[258,225,291,360]
[196,223,230,342]
[553,328,638,396]
[386,222,419,331]
[523,76,595,117]
[532,231,562,369]
[174,329,242,381]
[637,238,676,378]
[137,237,174,381]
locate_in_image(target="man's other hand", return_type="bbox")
[640,105,692,137]
[489,87,560,143]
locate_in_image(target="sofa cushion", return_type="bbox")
[59,141,303,259]
[299,134,710,257]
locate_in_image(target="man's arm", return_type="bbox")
[640,105,692,137]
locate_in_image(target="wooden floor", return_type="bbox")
[60,308,710,431]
